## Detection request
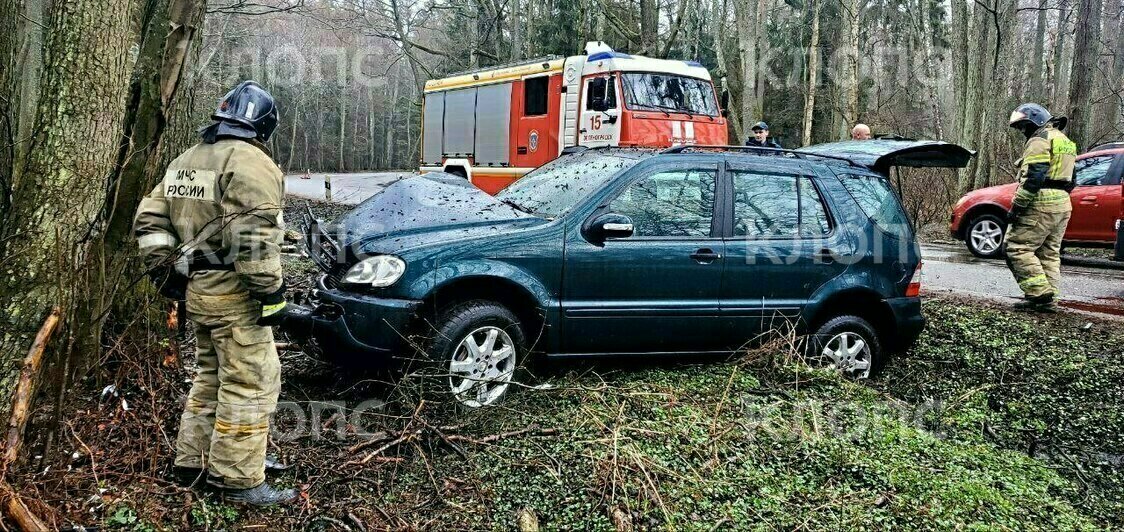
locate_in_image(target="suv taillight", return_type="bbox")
[905,261,922,297]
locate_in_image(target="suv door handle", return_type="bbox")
[690,248,721,263]
[814,248,836,263]
[1080,195,1097,204]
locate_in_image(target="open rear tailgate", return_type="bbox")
[801,139,976,174]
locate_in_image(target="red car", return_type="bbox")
[950,144,1124,258]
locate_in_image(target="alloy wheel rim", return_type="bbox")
[970,219,1004,254]
[448,326,516,408]
[820,332,873,378]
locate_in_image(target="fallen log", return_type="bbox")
[3,307,62,470]
[1,307,62,531]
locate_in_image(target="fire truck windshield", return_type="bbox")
[621,73,719,117]
[496,150,653,219]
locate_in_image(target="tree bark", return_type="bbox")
[640,0,658,55]
[802,0,822,146]
[1067,0,1104,149]
[1032,0,1048,101]
[732,0,762,139]
[0,0,136,422]
[1052,0,1072,110]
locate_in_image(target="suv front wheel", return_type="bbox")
[428,300,525,408]
[965,213,1006,258]
[806,315,884,378]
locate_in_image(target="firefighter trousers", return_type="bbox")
[1005,208,1071,300]
[174,288,280,489]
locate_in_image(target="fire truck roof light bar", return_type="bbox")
[660,144,861,167]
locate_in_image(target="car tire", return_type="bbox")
[417,300,526,409]
[805,315,884,379]
[965,213,1006,258]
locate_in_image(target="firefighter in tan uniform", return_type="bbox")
[1004,103,1077,312]
[133,81,303,506]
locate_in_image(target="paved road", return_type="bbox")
[285,171,413,205]
[921,243,1123,317]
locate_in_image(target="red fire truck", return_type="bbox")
[419,42,729,194]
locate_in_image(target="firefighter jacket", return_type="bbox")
[133,138,285,298]
[1012,125,1076,213]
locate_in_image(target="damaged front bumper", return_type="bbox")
[285,276,421,364]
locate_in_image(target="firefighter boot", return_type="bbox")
[172,456,289,488]
[1013,293,1057,313]
[220,482,299,507]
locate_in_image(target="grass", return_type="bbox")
[21,297,1123,530]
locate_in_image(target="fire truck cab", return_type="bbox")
[419,42,728,194]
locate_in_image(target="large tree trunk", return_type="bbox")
[0,0,136,421]
[836,0,862,138]
[802,0,822,146]
[1051,0,1072,108]
[1096,0,1124,141]
[1032,0,1048,101]
[951,0,970,134]
[640,0,658,54]
[1067,0,1104,149]
[732,0,762,139]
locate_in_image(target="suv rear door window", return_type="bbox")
[731,172,831,238]
[610,168,716,237]
[838,173,912,238]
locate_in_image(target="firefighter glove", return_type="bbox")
[149,266,189,301]
[254,284,288,326]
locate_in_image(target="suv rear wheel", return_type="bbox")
[427,300,525,408]
[965,213,1006,258]
[806,315,883,378]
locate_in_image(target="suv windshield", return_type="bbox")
[496,150,651,218]
[620,73,719,117]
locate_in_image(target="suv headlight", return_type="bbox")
[342,255,405,287]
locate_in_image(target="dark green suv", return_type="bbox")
[304,141,973,407]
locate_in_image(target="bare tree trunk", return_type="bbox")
[640,0,658,55]
[1052,0,1072,109]
[1103,0,1124,138]
[1068,0,1104,149]
[951,0,970,133]
[732,0,761,139]
[837,0,862,138]
[1032,0,1048,101]
[338,87,347,171]
[802,0,821,146]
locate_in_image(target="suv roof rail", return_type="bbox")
[660,144,862,167]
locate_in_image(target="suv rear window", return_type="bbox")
[838,174,912,238]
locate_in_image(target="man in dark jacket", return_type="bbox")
[745,121,782,151]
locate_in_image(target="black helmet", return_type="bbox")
[751,121,769,131]
[211,81,279,142]
[1008,103,1052,130]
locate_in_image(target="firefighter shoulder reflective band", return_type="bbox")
[163,168,218,201]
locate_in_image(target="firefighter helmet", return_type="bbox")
[212,81,279,142]
[1008,103,1052,130]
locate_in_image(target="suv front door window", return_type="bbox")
[561,164,724,353]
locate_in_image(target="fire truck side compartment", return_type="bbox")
[442,88,478,157]
[422,92,444,165]
[473,83,512,165]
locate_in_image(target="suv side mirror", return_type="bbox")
[587,213,634,242]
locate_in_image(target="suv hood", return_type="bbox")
[307,173,545,266]
[802,139,976,174]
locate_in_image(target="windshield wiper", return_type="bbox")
[635,103,693,118]
[498,198,535,216]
